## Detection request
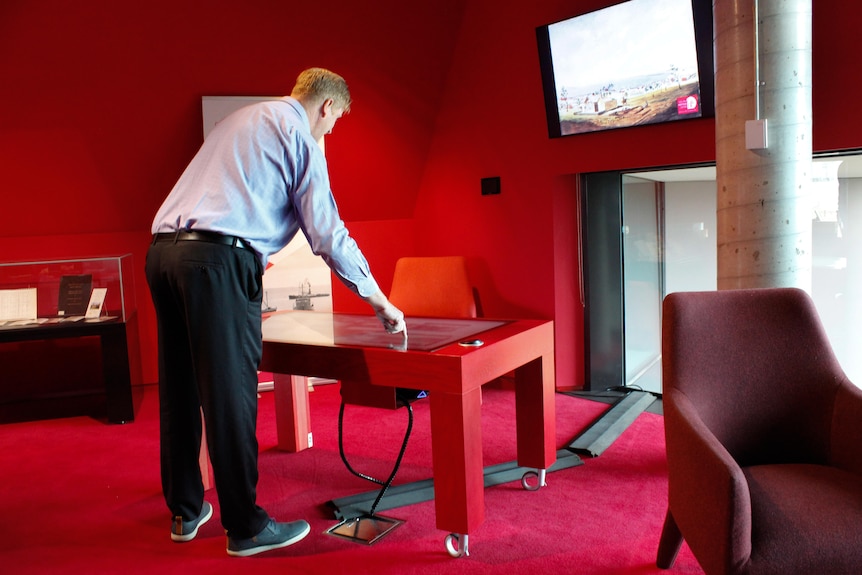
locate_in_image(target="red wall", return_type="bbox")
[1,0,859,389]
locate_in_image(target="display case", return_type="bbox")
[0,255,136,324]
[0,255,139,423]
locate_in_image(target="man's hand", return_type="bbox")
[364,291,406,334]
[375,301,406,334]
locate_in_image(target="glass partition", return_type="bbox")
[622,154,862,391]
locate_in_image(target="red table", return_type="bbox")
[259,311,556,556]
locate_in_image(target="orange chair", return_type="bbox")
[389,256,478,318]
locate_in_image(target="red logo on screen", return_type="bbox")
[677,95,700,115]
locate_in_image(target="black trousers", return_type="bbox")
[145,238,269,539]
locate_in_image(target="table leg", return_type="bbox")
[99,325,135,424]
[428,386,485,535]
[273,374,312,452]
[514,355,556,470]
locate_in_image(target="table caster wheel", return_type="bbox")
[445,533,469,557]
[521,468,547,491]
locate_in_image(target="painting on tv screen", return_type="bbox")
[539,0,708,137]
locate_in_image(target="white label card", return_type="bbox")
[85,288,107,319]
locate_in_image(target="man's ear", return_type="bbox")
[320,98,335,118]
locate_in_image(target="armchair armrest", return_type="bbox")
[665,390,752,574]
[830,380,862,476]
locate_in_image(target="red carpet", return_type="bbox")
[0,383,703,574]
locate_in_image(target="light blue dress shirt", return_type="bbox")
[151,97,380,298]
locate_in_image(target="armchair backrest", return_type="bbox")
[662,288,845,467]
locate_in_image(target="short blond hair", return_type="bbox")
[291,68,352,113]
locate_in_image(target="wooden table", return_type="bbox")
[259,311,556,556]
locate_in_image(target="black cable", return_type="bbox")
[337,399,415,515]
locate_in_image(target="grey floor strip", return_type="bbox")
[327,449,584,520]
[566,390,656,457]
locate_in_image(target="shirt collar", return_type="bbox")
[280,96,310,130]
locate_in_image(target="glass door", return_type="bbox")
[622,171,717,393]
[622,176,664,393]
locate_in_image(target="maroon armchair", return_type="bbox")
[657,288,862,574]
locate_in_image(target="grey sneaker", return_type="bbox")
[226,518,311,557]
[171,501,213,542]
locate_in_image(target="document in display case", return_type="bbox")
[58,274,93,317]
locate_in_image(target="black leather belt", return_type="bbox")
[153,230,250,250]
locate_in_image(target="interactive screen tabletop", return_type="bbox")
[262,311,508,352]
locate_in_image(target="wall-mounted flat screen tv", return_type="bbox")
[536,0,714,138]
